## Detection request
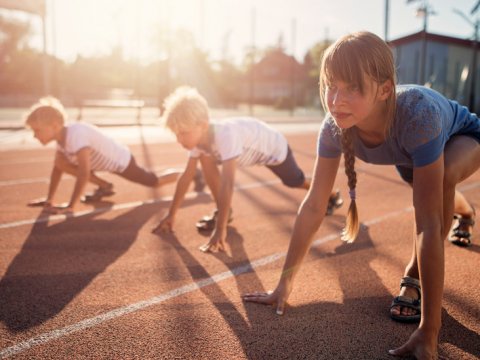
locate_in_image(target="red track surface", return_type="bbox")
[0,129,479,359]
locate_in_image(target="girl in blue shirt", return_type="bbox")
[243,31,480,359]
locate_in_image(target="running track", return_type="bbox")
[0,124,479,359]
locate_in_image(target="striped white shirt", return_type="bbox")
[190,117,288,167]
[58,123,131,173]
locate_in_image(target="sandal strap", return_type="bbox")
[400,276,421,300]
[390,295,421,311]
[451,229,472,239]
[457,217,475,226]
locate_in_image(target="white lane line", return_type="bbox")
[0,203,417,359]
[0,180,284,230]
[0,177,50,186]
[0,196,174,230]
[0,165,183,187]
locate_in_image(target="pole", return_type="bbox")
[41,10,50,94]
[290,18,296,116]
[470,22,478,111]
[249,7,256,116]
[384,0,389,41]
[419,8,427,85]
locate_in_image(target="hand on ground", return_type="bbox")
[27,198,51,208]
[152,215,174,234]
[242,281,292,315]
[199,230,226,253]
[46,204,74,215]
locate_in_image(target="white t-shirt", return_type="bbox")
[58,123,131,173]
[190,117,288,167]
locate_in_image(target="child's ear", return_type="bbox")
[378,80,393,101]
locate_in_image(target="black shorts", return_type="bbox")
[117,155,158,187]
[266,146,305,188]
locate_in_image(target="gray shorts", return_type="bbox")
[117,155,158,187]
[396,134,480,184]
[266,146,305,188]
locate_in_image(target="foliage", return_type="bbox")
[0,19,329,107]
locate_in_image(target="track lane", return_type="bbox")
[1,132,479,359]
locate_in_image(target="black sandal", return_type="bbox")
[82,185,115,203]
[196,209,233,231]
[390,276,421,323]
[449,213,475,247]
[326,190,344,215]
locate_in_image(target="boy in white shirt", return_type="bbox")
[152,86,343,252]
[24,97,201,214]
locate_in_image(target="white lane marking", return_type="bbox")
[0,179,284,230]
[0,165,182,187]
[0,203,417,359]
[0,196,174,230]
[0,177,55,186]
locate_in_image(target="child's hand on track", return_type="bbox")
[27,198,52,208]
[242,280,293,315]
[199,230,226,252]
[152,215,174,234]
[46,204,74,215]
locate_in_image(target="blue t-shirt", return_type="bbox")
[317,85,480,168]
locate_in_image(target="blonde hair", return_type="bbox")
[24,96,66,128]
[319,31,397,242]
[162,86,210,133]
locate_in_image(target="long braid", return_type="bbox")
[341,128,359,242]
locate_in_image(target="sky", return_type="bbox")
[4,0,480,64]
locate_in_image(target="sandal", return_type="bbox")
[390,276,421,323]
[82,184,115,203]
[449,209,475,247]
[326,190,344,215]
[196,209,233,231]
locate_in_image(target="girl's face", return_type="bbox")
[325,77,381,129]
[175,123,207,150]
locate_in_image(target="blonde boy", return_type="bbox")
[152,86,343,252]
[25,96,185,214]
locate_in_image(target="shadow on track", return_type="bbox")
[153,225,401,359]
[0,197,205,332]
[159,221,479,359]
[309,224,480,359]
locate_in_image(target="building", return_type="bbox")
[389,30,479,113]
[241,47,309,108]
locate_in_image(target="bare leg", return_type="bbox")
[155,169,182,187]
[392,136,480,318]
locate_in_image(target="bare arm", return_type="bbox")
[243,155,341,313]
[152,156,198,233]
[29,151,64,207]
[45,151,64,203]
[68,147,91,209]
[279,155,341,283]
[46,147,91,214]
[166,156,198,217]
[200,157,236,252]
